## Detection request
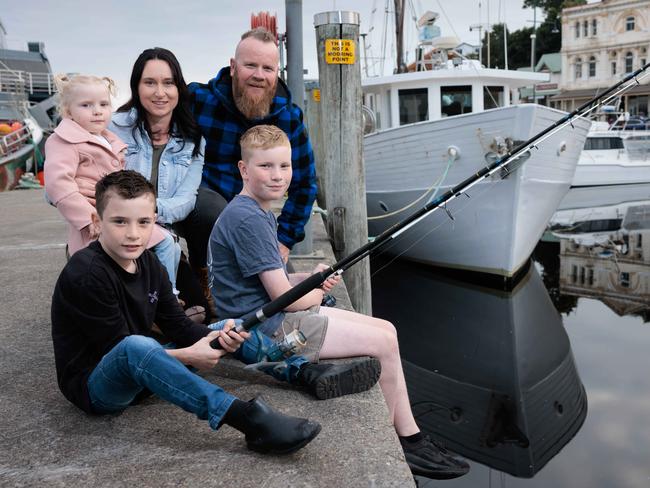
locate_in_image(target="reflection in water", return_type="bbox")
[372,263,587,478]
[548,195,650,322]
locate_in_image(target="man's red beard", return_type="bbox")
[232,68,277,119]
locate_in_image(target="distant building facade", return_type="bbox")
[520,53,562,106]
[455,42,480,58]
[553,0,650,114]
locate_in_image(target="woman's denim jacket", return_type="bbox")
[110,109,205,225]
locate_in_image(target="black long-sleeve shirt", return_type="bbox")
[51,241,210,413]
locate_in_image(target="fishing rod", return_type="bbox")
[211,61,650,349]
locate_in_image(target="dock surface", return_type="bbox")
[0,189,415,487]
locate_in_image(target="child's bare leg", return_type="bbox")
[318,307,419,436]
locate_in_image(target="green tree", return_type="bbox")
[481,0,587,70]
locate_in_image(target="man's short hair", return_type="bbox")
[95,170,156,217]
[240,125,290,160]
[240,27,276,44]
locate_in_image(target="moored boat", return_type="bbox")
[363,64,591,277]
[572,121,650,187]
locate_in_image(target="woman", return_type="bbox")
[109,48,213,318]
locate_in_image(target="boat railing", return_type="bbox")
[0,69,56,97]
[0,125,32,157]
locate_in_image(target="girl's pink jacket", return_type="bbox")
[44,118,164,255]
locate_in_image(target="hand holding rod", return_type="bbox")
[210,61,650,351]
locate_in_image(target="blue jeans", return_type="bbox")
[87,335,235,430]
[152,231,181,294]
[208,320,309,383]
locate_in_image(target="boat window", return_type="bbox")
[484,86,505,109]
[398,88,428,125]
[584,137,624,150]
[441,86,472,116]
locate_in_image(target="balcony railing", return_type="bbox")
[0,69,56,96]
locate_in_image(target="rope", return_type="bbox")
[368,153,455,221]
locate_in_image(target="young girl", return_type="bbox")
[44,74,181,293]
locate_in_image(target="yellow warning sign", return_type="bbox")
[325,39,355,65]
[313,89,321,102]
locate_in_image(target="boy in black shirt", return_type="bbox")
[51,170,320,454]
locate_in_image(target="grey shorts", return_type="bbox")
[270,306,328,362]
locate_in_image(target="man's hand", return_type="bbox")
[279,243,290,263]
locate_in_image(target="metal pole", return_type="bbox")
[314,10,371,315]
[531,6,537,102]
[286,0,314,256]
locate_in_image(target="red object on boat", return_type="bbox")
[251,11,278,44]
[37,171,45,186]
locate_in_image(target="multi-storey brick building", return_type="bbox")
[551,0,650,114]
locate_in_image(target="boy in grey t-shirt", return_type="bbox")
[208,125,470,480]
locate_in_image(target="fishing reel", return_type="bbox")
[264,329,307,362]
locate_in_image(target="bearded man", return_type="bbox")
[185,28,317,313]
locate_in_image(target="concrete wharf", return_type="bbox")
[0,189,415,487]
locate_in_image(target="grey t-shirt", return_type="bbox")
[208,194,286,335]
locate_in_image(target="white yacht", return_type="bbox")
[362,58,591,277]
[572,121,650,187]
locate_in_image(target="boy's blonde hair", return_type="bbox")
[54,74,117,118]
[240,125,290,161]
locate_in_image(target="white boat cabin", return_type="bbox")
[362,60,549,132]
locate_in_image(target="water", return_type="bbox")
[370,185,650,487]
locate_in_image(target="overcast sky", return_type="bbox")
[2,0,541,104]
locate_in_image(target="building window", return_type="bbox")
[637,233,643,248]
[575,21,580,38]
[626,16,635,31]
[441,86,472,117]
[620,272,630,287]
[588,268,594,286]
[611,61,617,75]
[398,88,428,125]
[626,52,634,73]
[575,58,583,79]
[583,20,588,37]
[571,265,577,283]
[592,19,597,36]
[589,56,597,77]
[642,58,647,68]
[484,86,505,109]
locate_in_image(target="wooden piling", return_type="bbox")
[314,11,372,315]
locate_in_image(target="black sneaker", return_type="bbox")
[400,435,470,480]
[298,357,381,400]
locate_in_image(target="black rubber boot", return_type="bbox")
[400,435,470,480]
[238,397,321,454]
[298,357,381,400]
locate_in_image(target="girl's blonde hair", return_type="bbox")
[54,74,117,117]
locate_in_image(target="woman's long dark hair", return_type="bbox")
[117,47,201,157]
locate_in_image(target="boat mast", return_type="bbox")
[394,0,406,73]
